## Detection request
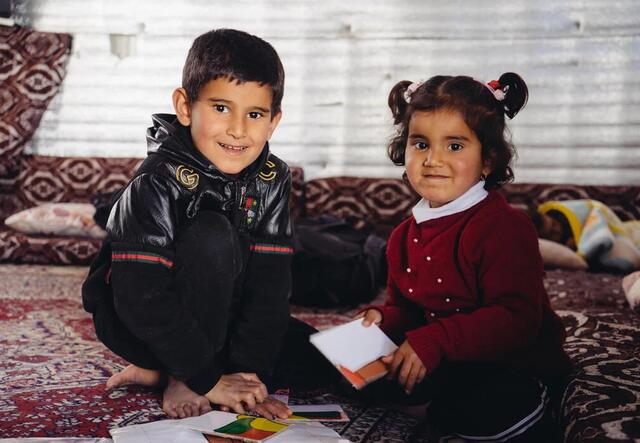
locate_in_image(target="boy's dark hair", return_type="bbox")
[387,73,528,189]
[526,208,544,235]
[182,28,285,116]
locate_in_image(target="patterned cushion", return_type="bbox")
[0,225,102,265]
[539,239,588,270]
[0,154,143,222]
[0,26,72,186]
[0,155,142,265]
[5,203,106,239]
[304,180,640,237]
[304,176,419,236]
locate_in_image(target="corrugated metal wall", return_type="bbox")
[19,0,640,184]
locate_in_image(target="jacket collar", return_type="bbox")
[146,113,270,182]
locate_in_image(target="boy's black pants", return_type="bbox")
[92,210,335,395]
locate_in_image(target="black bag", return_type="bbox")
[290,216,387,307]
[91,190,121,230]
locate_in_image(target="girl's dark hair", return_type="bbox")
[387,73,528,189]
[182,28,285,117]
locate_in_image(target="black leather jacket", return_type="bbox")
[82,114,292,394]
[108,113,292,245]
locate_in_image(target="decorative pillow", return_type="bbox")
[4,203,106,239]
[538,238,588,270]
[622,271,640,311]
[0,26,72,186]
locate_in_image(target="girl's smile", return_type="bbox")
[423,174,448,179]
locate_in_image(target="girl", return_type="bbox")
[358,73,572,442]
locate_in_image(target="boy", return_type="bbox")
[528,209,576,249]
[82,29,293,420]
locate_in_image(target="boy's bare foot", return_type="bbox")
[106,364,166,390]
[163,377,212,418]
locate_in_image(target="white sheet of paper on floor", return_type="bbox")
[109,410,348,443]
[110,417,207,443]
[0,439,113,443]
[269,422,350,442]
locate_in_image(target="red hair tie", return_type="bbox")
[485,80,506,101]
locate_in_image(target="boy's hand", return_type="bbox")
[205,372,268,414]
[353,309,382,327]
[220,395,292,420]
[382,340,426,394]
[252,396,292,420]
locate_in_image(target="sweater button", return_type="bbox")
[425,256,431,261]
[413,238,419,243]
[437,278,443,283]
[430,312,436,317]
[406,267,411,273]
[455,308,460,312]
[445,298,451,303]
[408,288,413,293]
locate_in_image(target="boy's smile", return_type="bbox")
[174,77,282,175]
[405,109,490,208]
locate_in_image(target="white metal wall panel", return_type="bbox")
[17,0,640,184]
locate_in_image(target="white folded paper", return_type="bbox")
[309,319,397,372]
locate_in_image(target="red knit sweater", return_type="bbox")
[374,191,572,377]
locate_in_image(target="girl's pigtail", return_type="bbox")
[498,72,528,119]
[388,80,412,124]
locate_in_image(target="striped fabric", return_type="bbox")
[454,382,549,442]
[111,252,174,269]
[250,243,294,255]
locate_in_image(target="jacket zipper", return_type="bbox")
[234,183,247,229]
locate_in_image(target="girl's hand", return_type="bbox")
[205,372,268,414]
[353,309,382,327]
[382,341,426,394]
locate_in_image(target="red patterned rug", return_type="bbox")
[3,265,638,442]
[0,265,431,442]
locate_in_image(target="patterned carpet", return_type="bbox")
[1,265,639,442]
[0,265,433,442]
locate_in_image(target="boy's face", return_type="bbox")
[540,213,566,243]
[174,77,281,175]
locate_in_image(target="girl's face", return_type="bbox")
[404,109,490,208]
